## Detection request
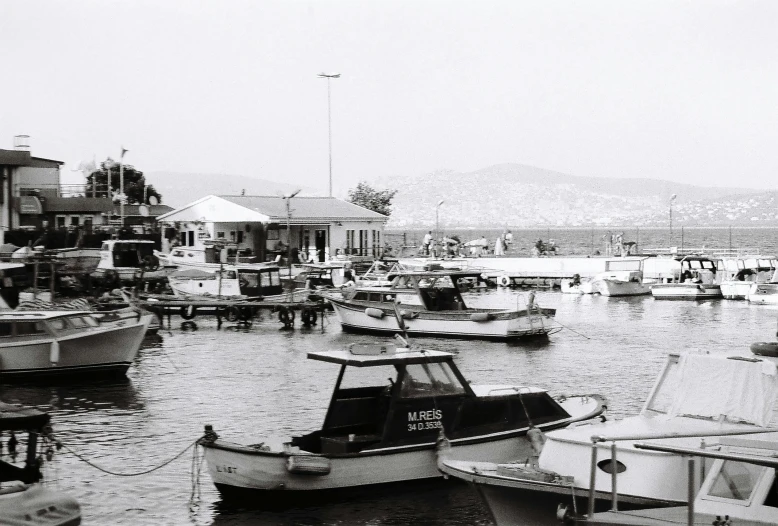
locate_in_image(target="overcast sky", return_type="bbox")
[2,1,777,195]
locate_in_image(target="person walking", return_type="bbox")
[422,231,432,256]
[615,232,624,257]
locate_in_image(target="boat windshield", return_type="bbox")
[339,364,397,390]
[643,355,682,415]
[0,321,47,337]
[400,362,466,398]
[706,461,766,502]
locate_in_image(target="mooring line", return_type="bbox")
[62,439,198,477]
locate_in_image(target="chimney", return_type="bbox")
[13,135,30,151]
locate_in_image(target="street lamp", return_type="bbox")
[317,72,340,197]
[283,189,302,298]
[436,200,445,249]
[669,193,677,238]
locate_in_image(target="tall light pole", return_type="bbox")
[669,193,677,240]
[119,147,128,227]
[436,200,445,250]
[317,72,340,197]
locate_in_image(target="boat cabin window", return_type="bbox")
[67,316,99,329]
[101,243,110,251]
[353,292,370,301]
[383,294,395,302]
[400,362,466,398]
[0,321,47,337]
[338,364,397,391]
[644,355,682,415]
[395,292,423,306]
[47,318,68,331]
[707,461,765,501]
[367,293,383,302]
[241,273,260,288]
[225,271,237,279]
[419,287,464,311]
[172,250,185,257]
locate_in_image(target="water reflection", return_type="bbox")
[0,377,142,413]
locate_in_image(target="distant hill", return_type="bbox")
[372,164,769,228]
[146,171,323,208]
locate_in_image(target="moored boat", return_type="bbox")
[719,256,777,300]
[561,258,650,297]
[438,352,778,525]
[167,264,311,302]
[0,308,152,379]
[747,267,778,305]
[650,256,723,300]
[325,269,557,340]
[0,401,81,525]
[198,342,606,502]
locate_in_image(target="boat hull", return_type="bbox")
[747,284,778,305]
[650,284,722,299]
[720,281,755,300]
[596,280,650,297]
[328,299,555,340]
[0,314,151,379]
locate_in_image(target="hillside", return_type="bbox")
[373,164,769,228]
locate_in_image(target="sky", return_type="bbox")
[2,0,777,197]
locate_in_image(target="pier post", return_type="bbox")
[588,438,598,517]
[610,442,618,511]
[687,457,695,526]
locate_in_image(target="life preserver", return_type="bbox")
[180,305,197,320]
[278,307,295,326]
[225,306,240,322]
[498,275,511,287]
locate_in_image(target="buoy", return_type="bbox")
[49,340,60,365]
[751,342,778,357]
[301,308,318,326]
[498,275,511,287]
[365,308,385,319]
[470,312,493,322]
[278,307,295,326]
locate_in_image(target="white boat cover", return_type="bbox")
[669,354,778,427]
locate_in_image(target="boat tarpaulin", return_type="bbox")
[669,354,778,427]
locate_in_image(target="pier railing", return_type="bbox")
[641,247,763,257]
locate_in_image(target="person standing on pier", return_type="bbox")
[615,232,624,257]
[602,231,613,256]
[422,231,432,255]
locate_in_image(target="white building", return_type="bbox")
[156,195,389,262]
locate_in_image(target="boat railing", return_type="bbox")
[584,426,778,520]
[642,247,762,257]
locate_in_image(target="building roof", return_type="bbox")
[157,194,388,224]
[219,195,388,222]
[0,149,63,167]
[117,204,175,217]
[43,197,115,213]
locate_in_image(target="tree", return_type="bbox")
[85,158,163,204]
[347,182,397,216]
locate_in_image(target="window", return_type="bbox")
[0,323,12,337]
[400,362,465,398]
[70,216,80,226]
[707,461,765,501]
[260,272,271,287]
[56,215,66,229]
[230,231,236,242]
[242,273,260,288]
[48,318,67,331]
[237,231,244,243]
[15,322,46,335]
[67,317,90,329]
[372,229,381,257]
[367,293,383,302]
[217,232,225,239]
[346,230,355,254]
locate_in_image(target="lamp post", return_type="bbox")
[283,189,302,298]
[436,200,445,249]
[119,147,128,227]
[669,193,677,242]
[317,72,340,197]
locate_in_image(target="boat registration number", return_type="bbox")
[407,409,442,432]
[216,465,238,474]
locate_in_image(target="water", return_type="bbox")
[4,231,778,524]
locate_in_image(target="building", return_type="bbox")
[0,137,64,242]
[156,194,389,262]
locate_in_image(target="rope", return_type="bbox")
[553,319,592,340]
[61,439,198,477]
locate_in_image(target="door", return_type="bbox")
[315,230,326,262]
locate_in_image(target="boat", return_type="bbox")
[167,264,310,302]
[719,256,777,300]
[437,352,778,525]
[0,308,152,379]
[747,267,778,305]
[0,401,81,525]
[560,259,650,297]
[324,269,557,340]
[198,340,607,502]
[94,239,165,284]
[650,256,723,299]
[570,431,778,525]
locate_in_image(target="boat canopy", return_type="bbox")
[0,402,49,431]
[308,345,455,367]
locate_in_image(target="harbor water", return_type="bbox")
[3,228,778,525]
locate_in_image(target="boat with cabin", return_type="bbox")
[95,239,164,286]
[167,264,310,302]
[650,256,723,299]
[747,267,778,305]
[719,256,777,300]
[0,401,81,525]
[0,308,152,379]
[571,431,778,526]
[198,341,606,502]
[438,351,778,525]
[324,269,557,340]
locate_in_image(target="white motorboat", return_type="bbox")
[719,256,777,300]
[651,256,723,299]
[95,239,166,285]
[198,342,606,503]
[167,265,310,302]
[747,267,778,305]
[571,432,778,525]
[0,309,152,379]
[0,402,81,525]
[438,352,778,525]
[324,269,557,340]
[560,259,650,297]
